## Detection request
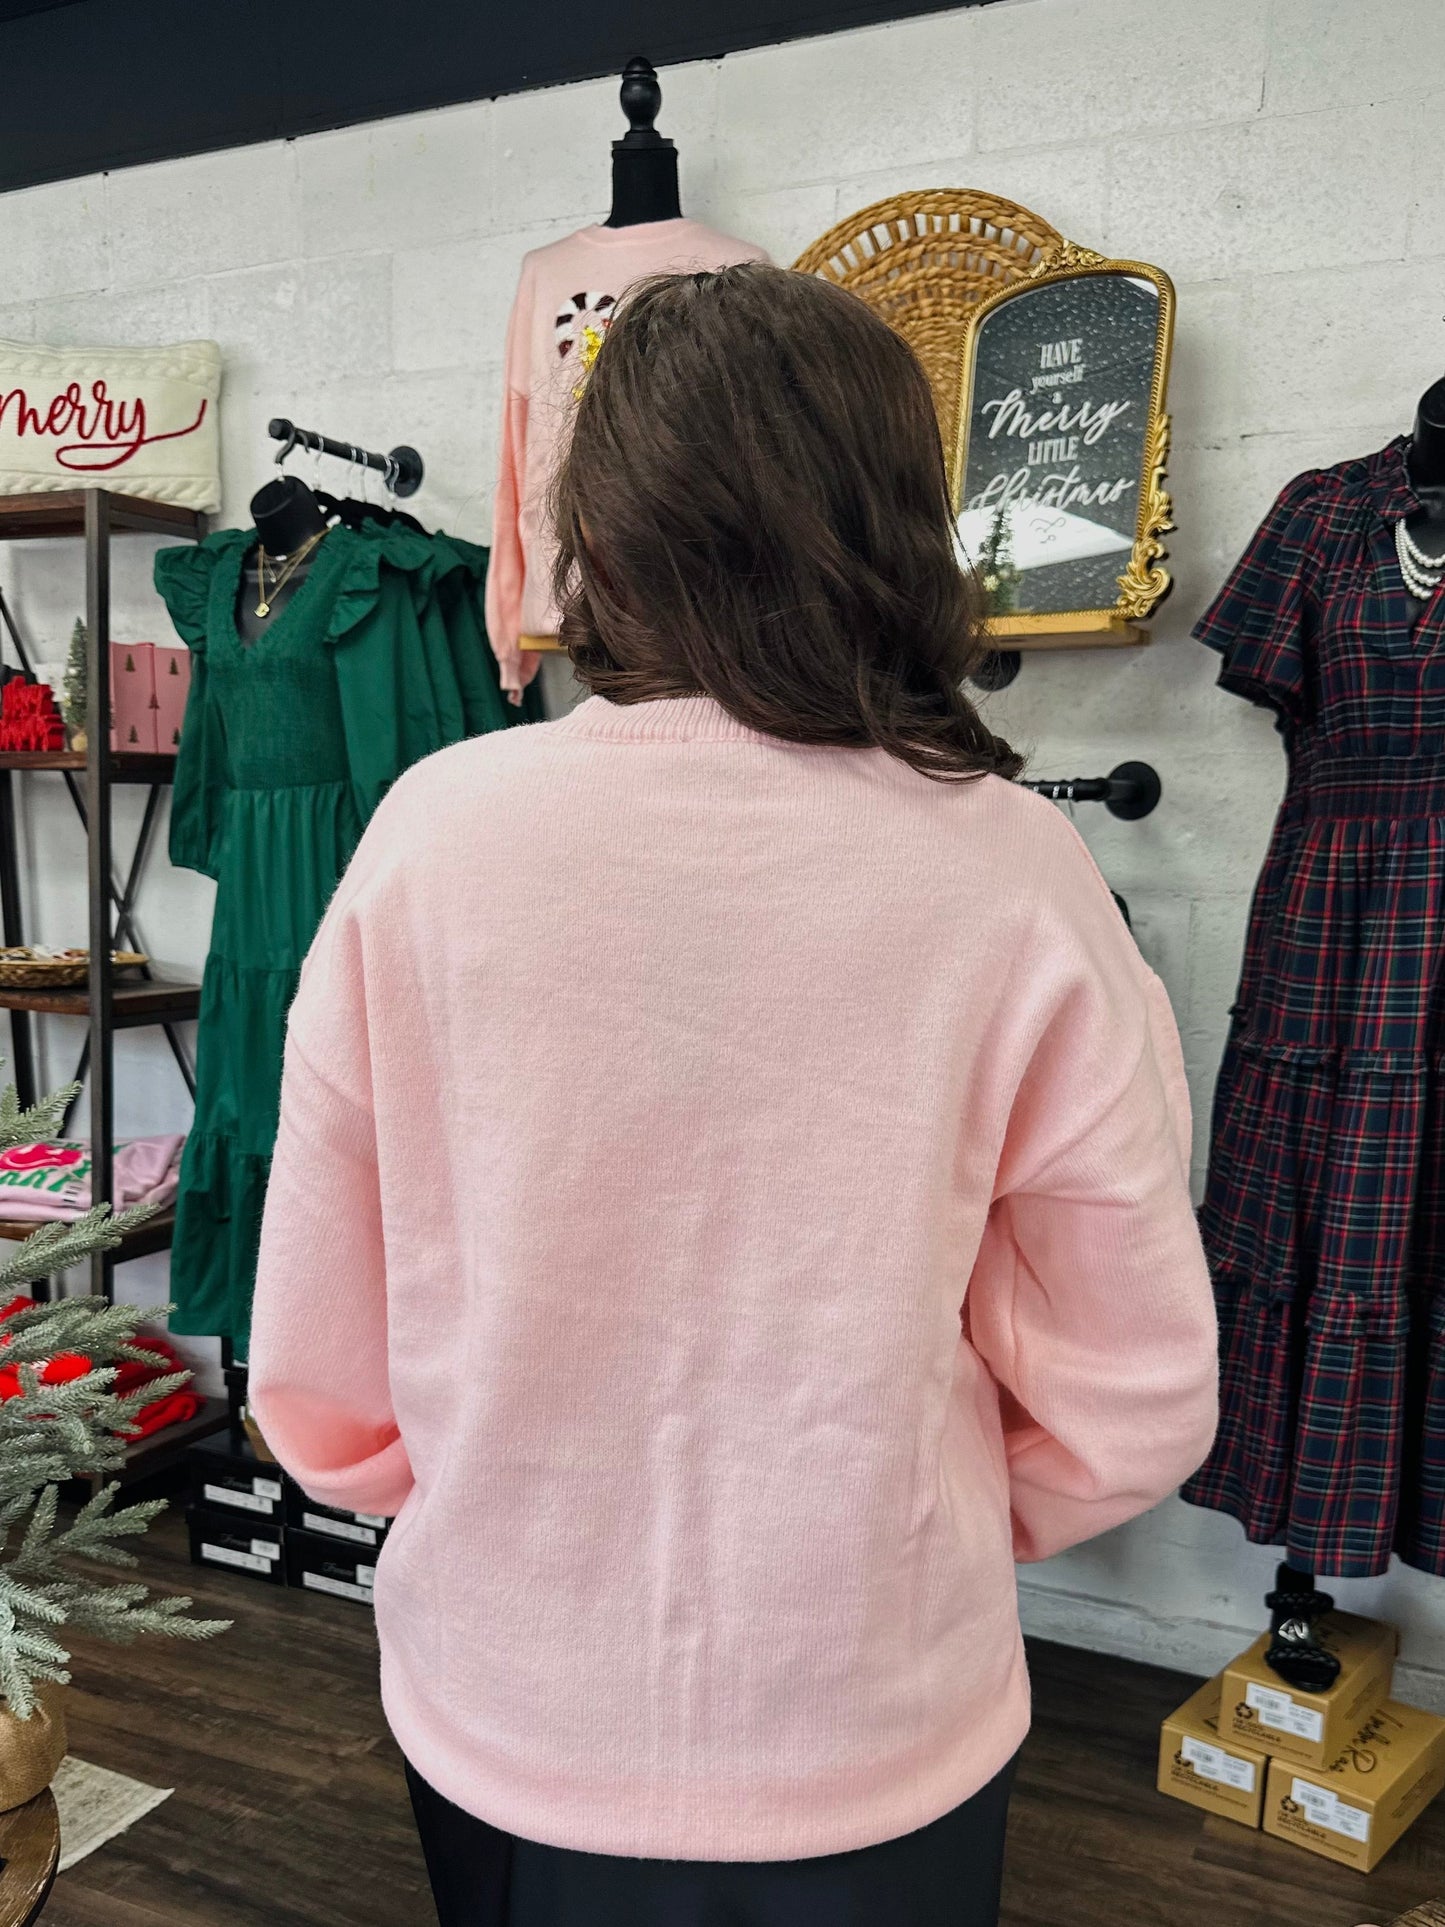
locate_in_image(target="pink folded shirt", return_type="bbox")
[0,1136,184,1221]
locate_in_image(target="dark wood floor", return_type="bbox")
[39,1507,1445,1924]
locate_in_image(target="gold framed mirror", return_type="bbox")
[948,244,1176,645]
[792,190,1063,455]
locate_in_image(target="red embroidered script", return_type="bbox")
[0,380,207,472]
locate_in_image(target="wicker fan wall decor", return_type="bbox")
[793,190,1063,450]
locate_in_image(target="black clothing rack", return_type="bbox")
[1021,761,1161,821]
[268,418,424,498]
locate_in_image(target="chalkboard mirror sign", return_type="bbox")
[949,243,1176,648]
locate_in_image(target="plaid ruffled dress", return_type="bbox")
[1182,437,1445,1577]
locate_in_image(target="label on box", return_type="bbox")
[250,1540,279,1560]
[1181,1735,1257,1792]
[1246,1681,1324,1742]
[204,1482,275,1515]
[253,1478,283,1500]
[357,1564,375,1587]
[356,1514,386,1529]
[303,1511,379,1545]
[202,1542,273,1574]
[1291,1777,1370,1843]
[303,1572,375,1604]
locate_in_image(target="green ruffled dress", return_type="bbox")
[156,522,529,1350]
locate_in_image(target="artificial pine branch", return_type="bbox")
[0,1201,158,1301]
[51,1491,167,1568]
[0,1292,167,1354]
[0,1074,231,1716]
[0,1085,81,1154]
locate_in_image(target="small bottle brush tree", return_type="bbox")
[0,1079,227,1718]
[61,618,86,749]
[975,506,1024,618]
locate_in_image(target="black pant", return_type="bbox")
[406,1754,1017,1927]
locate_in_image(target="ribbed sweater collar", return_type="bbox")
[554,695,771,744]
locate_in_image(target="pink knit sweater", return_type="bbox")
[483,220,769,696]
[250,695,1217,1862]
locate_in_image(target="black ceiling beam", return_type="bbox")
[0,0,995,194]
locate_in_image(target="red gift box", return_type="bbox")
[151,645,190,754]
[110,642,156,754]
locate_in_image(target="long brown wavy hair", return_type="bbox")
[551,261,1022,783]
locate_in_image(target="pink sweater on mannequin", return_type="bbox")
[249,694,1218,1863]
[484,219,769,698]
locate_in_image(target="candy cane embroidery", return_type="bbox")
[555,291,617,359]
[557,292,618,398]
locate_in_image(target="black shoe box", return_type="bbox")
[187,1502,286,1584]
[285,1526,377,1607]
[281,1479,389,1550]
[187,1429,285,1523]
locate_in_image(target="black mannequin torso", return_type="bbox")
[237,476,329,646]
[1402,376,1445,626]
[605,56,681,227]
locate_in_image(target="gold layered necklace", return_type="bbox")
[255,529,325,618]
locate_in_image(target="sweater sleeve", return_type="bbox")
[248,872,413,1518]
[484,260,537,703]
[966,877,1218,1565]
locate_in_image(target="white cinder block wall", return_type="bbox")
[2,0,1445,1689]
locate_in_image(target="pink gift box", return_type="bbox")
[152,644,191,754]
[109,642,156,754]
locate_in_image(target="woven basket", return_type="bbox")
[0,949,147,989]
[793,190,1064,451]
[0,1689,66,1812]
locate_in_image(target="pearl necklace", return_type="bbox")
[1396,519,1445,602]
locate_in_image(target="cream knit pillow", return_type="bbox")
[0,339,221,512]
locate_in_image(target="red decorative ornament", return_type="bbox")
[0,677,65,753]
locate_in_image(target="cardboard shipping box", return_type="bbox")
[1158,1676,1269,1828]
[1264,1699,1445,1872]
[1221,1613,1396,1771]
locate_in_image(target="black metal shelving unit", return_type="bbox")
[0,487,227,1470]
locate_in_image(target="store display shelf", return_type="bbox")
[0,1208,175,1260]
[122,1396,229,1470]
[984,614,1151,651]
[68,1397,231,1496]
[0,487,204,1303]
[0,750,176,783]
[0,979,199,1024]
[0,492,206,542]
